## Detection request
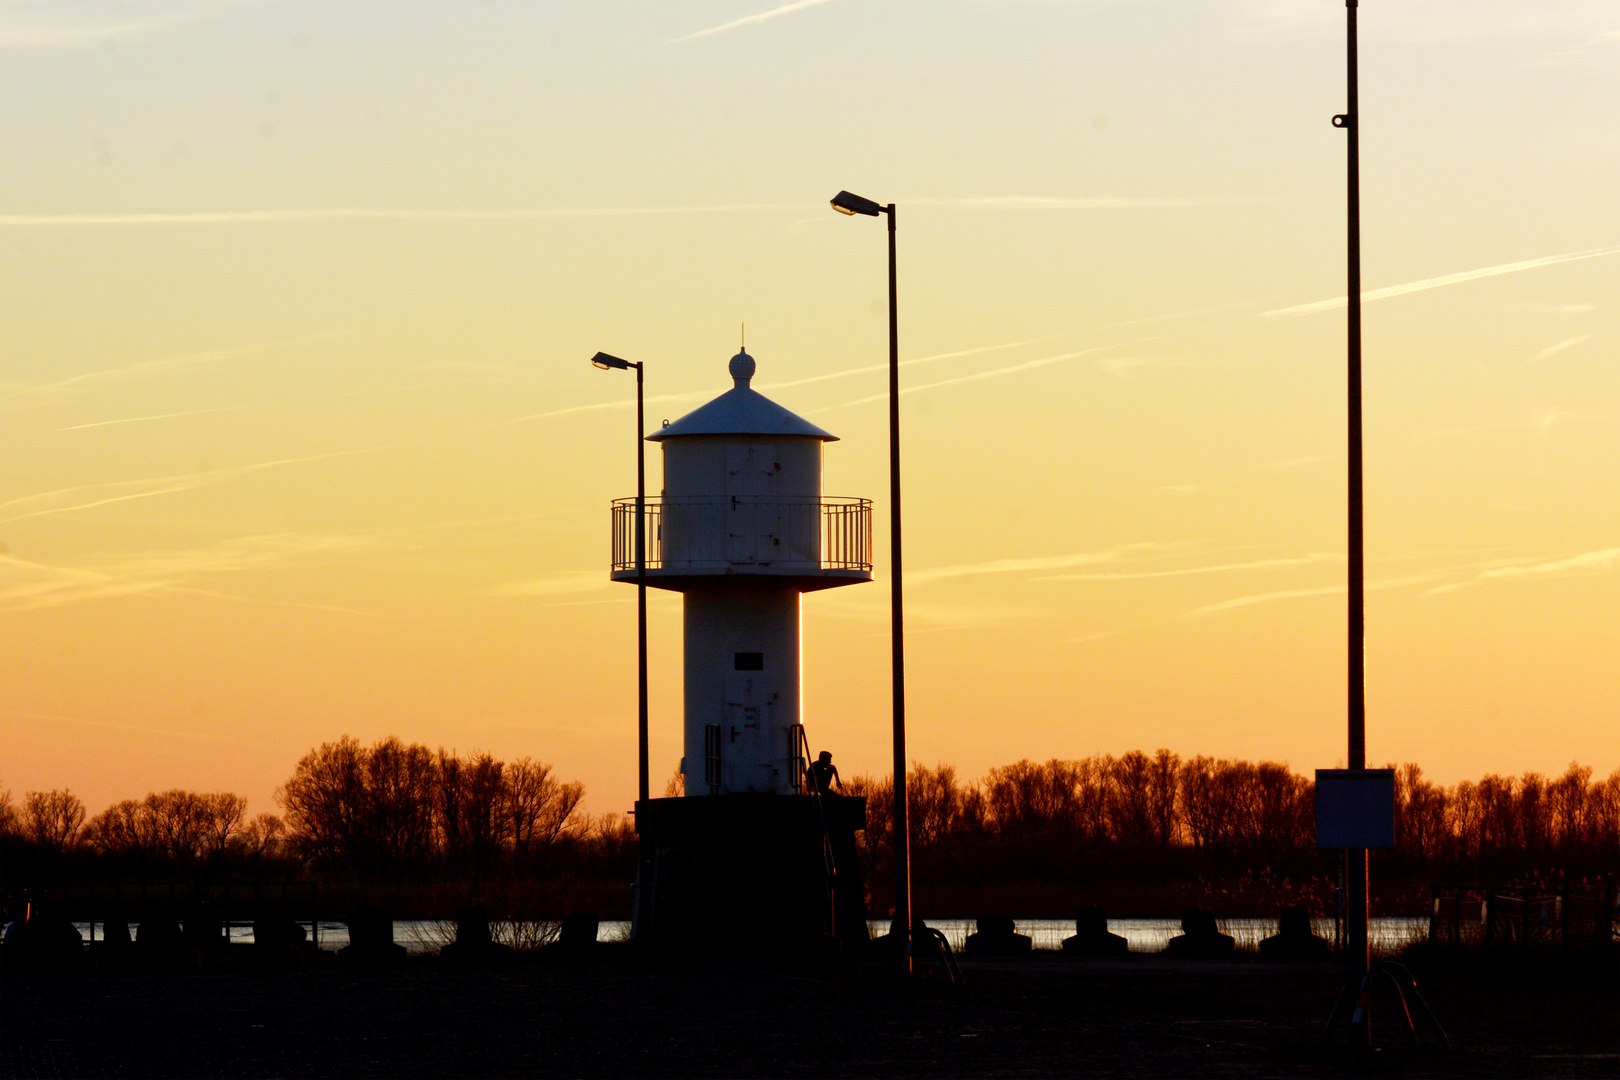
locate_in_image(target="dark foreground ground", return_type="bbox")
[3,950,1615,1078]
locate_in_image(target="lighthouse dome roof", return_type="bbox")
[647,348,837,442]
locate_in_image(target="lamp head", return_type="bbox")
[830,190,883,217]
[591,351,631,371]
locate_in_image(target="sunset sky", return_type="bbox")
[3,0,1616,821]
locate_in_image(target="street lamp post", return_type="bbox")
[590,351,649,808]
[830,189,912,970]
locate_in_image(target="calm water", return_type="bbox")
[68,916,1428,958]
[896,917,1426,957]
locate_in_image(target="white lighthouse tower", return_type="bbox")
[608,347,872,949]
[611,347,872,794]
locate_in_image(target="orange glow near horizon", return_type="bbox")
[2,3,1616,822]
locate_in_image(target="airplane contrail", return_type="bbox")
[669,0,841,44]
[1259,247,1620,318]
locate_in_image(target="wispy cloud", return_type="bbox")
[1525,28,1620,68]
[504,390,713,425]
[818,339,1157,411]
[765,337,1054,391]
[909,542,1182,588]
[1533,334,1593,361]
[1521,303,1595,314]
[1038,553,1340,583]
[1188,569,1486,615]
[819,594,1040,632]
[0,533,385,613]
[668,0,840,44]
[1234,1,1619,45]
[1095,354,1216,379]
[1428,548,1620,594]
[907,195,1230,210]
[503,338,1053,426]
[511,300,1238,428]
[58,407,238,431]
[1056,629,1120,646]
[0,0,262,50]
[1259,248,1620,319]
[50,377,486,431]
[419,360,513,374]
[1264,454,1332,471]
[486,571,612,598]
[1186,583,1346,615]
[0,442,400,524]
[2,329,353,404]
[0,205,808,227]
[0,198,1246,230]
[0,708,273,749]
[1413,408,1590,443]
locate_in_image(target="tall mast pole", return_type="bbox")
[1338,0,1371,1046]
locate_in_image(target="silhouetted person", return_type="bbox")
[1259,906,1329,960]
[963,915,1032,956]
[809,751,841,794]
[1062,906,1129,956]
[439,906,515,967]
[1164,909,1235,958]
[339,907,406,967]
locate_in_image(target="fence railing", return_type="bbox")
[611,496,871,573]
[1428,883,1617,951]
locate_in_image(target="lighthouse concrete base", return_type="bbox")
[632,794,868,955]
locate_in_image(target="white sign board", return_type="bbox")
[1315,768,1395,849]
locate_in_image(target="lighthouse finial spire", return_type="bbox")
[729,344,755,387]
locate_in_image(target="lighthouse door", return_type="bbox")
[723,673,776,792]
[725,444,781,564]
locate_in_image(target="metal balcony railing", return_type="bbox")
[611,496,871,573]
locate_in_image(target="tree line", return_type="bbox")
[846,754,1619,892]
[0,737,633,883]
[276,736,611,879]
[6,746,1614,887]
